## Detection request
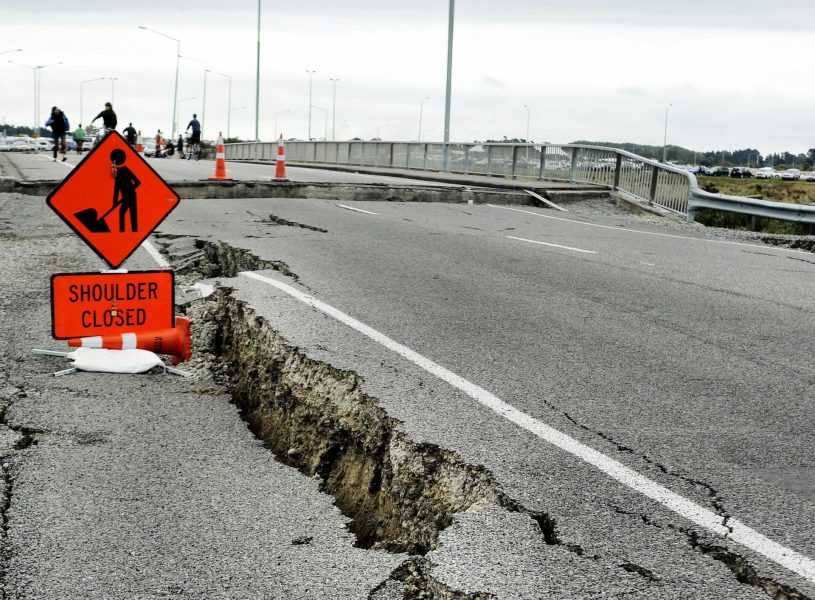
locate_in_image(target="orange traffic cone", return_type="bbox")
[67,316,192,365]
[208,132,232,181]
[274,134,288,180]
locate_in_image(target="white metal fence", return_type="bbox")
[226,141,815,225]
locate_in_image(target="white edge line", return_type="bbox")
[141,240,170,268]
[488,204,813,255]
[239,269,815,585]
[336,203,379,215]
[507,235,597,254]
[37,153,74,168]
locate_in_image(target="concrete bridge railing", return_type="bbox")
[225,141,815,226]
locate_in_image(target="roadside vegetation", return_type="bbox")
[695,176,815,234]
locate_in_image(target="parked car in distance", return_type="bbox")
[710,166,730,176]
[801,172,815,182]
[697,165,713,175]
[780,169,801,181]
[730,167,753,178]
[755,167,780,179]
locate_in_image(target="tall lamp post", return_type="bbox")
[80,77,105,125]
[180,55,206,136]
[138,26,180,139]
[207,70,232,138]
[418,96,429,141]
[443,0,455,170]
[13,61,62,137]
[523,104,530,161]
[662,103,672,164]
[109,77,118,105]
[306,69,316,140]
[255,0,261,141]
[329,78,339,141]
[274,109,290,138]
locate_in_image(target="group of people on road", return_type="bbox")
[44,101,120,160]
[153,114,200,159]
[45,101,203,161]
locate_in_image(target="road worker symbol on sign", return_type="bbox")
[73,149,142,233]
[46,130,179,269]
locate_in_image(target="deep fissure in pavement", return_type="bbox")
[171,237,812,600]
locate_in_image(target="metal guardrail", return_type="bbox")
[225,140,815,225]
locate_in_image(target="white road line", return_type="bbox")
[488,204,811,255]
[140,240,170,268]
[239,269,815,585]
[506,235,597,254]
[37,153,74,168]
[336,204,379,215]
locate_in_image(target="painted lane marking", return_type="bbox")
[37,153,74,169]
[336,204,379,215]
[488,204,812,255]
[141,240,171,268]
[239,269,815,585]
[506,235,597,254]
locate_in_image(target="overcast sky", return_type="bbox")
[2,0,813,155]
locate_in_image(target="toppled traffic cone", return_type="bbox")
[274,134,288,180]
[208,132,232,181]
[67,316,192,365]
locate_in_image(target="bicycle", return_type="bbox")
[185,135,201,161]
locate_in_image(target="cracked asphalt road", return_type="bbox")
[1,181,814,598]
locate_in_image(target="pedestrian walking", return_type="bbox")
[73,123,86,155]
[122,122,137,146]
[90,102,118,133]
[45,106,69,162]
[154,130,163,159]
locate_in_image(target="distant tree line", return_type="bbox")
[573,140,815,170]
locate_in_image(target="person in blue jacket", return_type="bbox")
[45,106,70,162]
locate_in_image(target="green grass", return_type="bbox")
[697,176,815,205]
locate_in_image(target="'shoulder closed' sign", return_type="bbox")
[50,270,175,339]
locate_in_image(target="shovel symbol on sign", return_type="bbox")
[74,149,141,233]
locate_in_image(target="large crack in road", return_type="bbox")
[155,233,813,600]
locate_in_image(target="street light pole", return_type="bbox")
[207,70,232,139]
[306,70,316,140]
[418,96,429,141]
[662,103,671,164]
[255,0,261,141]
[80,77,105,126]
[138,26,181,139]
[329,78,339,141]
[443,0,455,170]
[14,62,62,137]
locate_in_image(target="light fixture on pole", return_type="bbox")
[274,109,290,139]
[207,69,232,139]
[662,103,672,164]
[0,49,23,56]
[138,26,181,139]
[329,78,339,141]
[80,77,105,126]
[306,69,316,140]
[418,96,429,141]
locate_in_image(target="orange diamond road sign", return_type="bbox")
[46,130,180,269]
[51,270,175,339]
